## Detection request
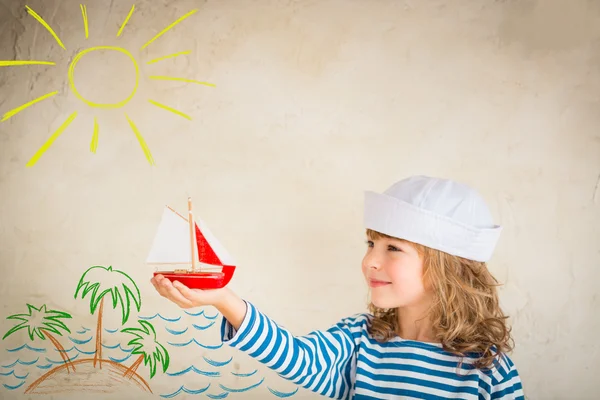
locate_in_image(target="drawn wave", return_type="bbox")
[139,313,181,322]
[0,370,29,379]
[76,327,91,334]
[160,383,211,398]
[56,345,94,355]
[219,377,264,393]
[165,326,188,335]
[231,369,257,377]
[2,381,26,390]
[37,364,53,370]
[166,366,220,377]
[192,321,215,330]
[56,346,75,353]
[7,344,46,353]
[105,328,119,333]
[68,336,92,345]
[2,358,39,368]
[203,356,232,368]
[268,387,299,398]
[101,343,133,353]
[45,354,79,364]
[204,312,219,320]
[184,310,204,317]
[207,392,229,399]
[167,339,223,350]
[108,353,134,363]
[74,347,96,355]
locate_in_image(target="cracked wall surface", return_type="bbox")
[0,0,599,398]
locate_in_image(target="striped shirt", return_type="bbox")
[221,301,524,399]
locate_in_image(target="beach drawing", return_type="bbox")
[0,265,298,398]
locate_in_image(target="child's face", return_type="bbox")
[362,235,428,310]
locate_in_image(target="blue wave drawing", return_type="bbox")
[76,327,91,334]
[45,353,79,364]
[55,346,75,353]
[231,369,258,377]
[167,339,223,350]
[207,392,229,399]
[160,384,211,398]
[7,344,46,353]
[139,313,181,322]
[37,364,53,370]
[105,328,119,333]
[108,353,134,363]
[204,312,219,320]
[192,321,215,330]
[74,346,96,355]
[68,336,92,345]
[0,370,29,379]
[203,356,232,368]
[101,343,133,353]
[184,310,204,317]
[166,366,220,377]
[3,381,26,390]
[2,358,39,368]
[219,377,264,393]
[268,387,299,398]
[165,326,188,335]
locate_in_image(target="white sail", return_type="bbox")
[146,206,195,264]
[197,217,235,266]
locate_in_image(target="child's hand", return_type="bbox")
[151,274,230,309]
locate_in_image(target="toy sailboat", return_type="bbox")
[147,197,236,289]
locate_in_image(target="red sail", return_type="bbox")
[195,224,222,266]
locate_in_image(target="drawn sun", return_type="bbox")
[0,4,214,167]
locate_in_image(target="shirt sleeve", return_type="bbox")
[220,300,359,400]
[491,366,525,399]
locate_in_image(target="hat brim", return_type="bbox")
[364,191,501,262]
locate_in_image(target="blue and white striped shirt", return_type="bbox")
[221,301,524,399]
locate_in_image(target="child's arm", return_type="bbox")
[151,275,357,400]
[219,299,358,400]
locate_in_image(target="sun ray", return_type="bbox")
[90,117,99,153]
[146,50,191,65]
[140,9,198,50]
[26,112,77,167]
[149,76,215,87]
[125,114,155,165]
[80,5,89,39]
[148,99,191,120]
[0,61,55,67]
[117,5,135,37]
[1,91,58,122]
[25,6,66,50]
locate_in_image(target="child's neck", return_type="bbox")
[396,304,438,343]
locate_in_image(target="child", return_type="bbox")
[151,175,524,399]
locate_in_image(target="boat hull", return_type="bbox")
[153,265,235,289]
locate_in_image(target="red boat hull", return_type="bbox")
[154,265,235,289]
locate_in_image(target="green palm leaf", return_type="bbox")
[74,266,142,324]
[122,320,170,378]
[3,304,72,341]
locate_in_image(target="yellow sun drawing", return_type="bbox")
[0,4,215,167]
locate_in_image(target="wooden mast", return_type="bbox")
[188,197,197,272]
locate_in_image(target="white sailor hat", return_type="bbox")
[364,175,502,262]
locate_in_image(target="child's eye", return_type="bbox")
[365,240,374,247]
[388,245,401,252]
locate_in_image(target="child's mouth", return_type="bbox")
[369,279,391,288]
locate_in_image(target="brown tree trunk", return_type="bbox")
[123,354,144,379]
[93,297,105,369]
[41,330,75,373]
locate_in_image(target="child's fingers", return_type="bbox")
[157,277,194,308]
[172,281,205,304]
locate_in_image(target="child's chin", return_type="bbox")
[370,296,398,310]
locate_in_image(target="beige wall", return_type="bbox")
[0,0,598,398]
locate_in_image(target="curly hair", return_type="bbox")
[366,229,514,370]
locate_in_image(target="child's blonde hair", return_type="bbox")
[366,229,514,370]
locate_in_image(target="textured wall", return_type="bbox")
[0,0,598,399]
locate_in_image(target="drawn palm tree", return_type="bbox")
[3,304,75,372]
[74,265,141,367]
[121,320,170,379]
